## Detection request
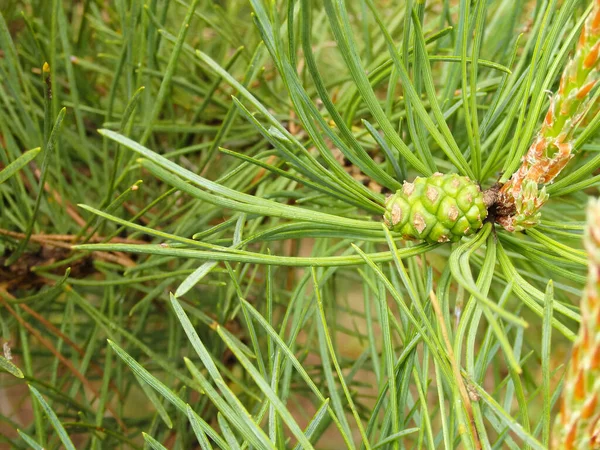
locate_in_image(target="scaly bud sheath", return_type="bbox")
[384,173,487,244]
[499,1,600,232]
[552,199,600,449]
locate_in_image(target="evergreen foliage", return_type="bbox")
[0,1,599,448]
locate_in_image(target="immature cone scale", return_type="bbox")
[552,199,600,449]
[383,173,487,244]
[498,0,600,232]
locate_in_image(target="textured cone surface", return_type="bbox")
[552,199,600,449]
[383,174,487,243]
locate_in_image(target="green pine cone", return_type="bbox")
[383,173,487,243]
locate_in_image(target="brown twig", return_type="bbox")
[0,228,147,245]
[0,288,125,422]
[0,296,126,431]
[0,228,137,267]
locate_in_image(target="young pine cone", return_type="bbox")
[552,199,600,449]
[383,173,488,244]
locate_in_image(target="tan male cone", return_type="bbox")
[552,199,600,449]
[499,1,600,232]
